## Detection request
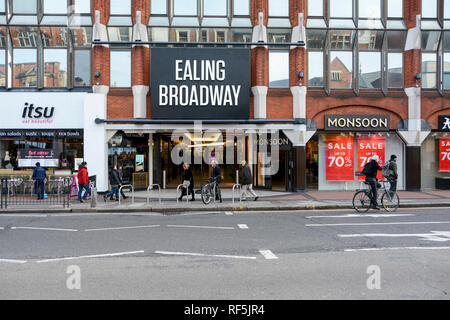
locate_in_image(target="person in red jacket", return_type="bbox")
[77,161,90,203]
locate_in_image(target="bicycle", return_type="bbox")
[352,179,400,213]
[201,177,222,205]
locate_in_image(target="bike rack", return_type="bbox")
[147,184,162,205]
[232,184,242,203]
[176,184,190,203]
[118,184,134,205]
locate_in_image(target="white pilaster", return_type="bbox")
[84,93,108,192]
[132,85,149,119]
[251,86,268,119]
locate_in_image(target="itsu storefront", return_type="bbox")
[315,115,405,191]
[0,93,85,175]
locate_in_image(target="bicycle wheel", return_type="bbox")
[353,190,371,213]
[381,191,399,212]
[201,185,212,205]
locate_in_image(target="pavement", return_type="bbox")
[3,188,450,213]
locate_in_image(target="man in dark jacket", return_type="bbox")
[32,162,47,200]
[240,160,258,201]
[211,160,222,202]
[364,155,383,210]
[77,161,89,203]
[178,163,195,201]
[388,154,398,196]
[104,166,121,201]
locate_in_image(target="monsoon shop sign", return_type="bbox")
[150,48,250,120]
[325,115,390,131]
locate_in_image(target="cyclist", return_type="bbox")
[363,154,383,210]
[211,160,222,203]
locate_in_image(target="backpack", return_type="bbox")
[382,161,393,178]
[361,162,371,176]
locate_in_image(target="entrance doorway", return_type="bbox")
[306,134,319,189]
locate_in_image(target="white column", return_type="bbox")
[84,93,108,192]
[132,85,149,119]
[148,133,153,186]
[252,86,268,119]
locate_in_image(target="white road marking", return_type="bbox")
[259,250,279,260]
[306,214,415,219]
[166,225,235,230]
[0,214,48,218]
[225,211,234,215]
[0,259,27,264]
[0,227,4,230]
[155,251,257,260]
[338,231,450,242]
[306,221,450,227]
[345,246,450,252]
[36,250,145,263]
[11,227,78,232]
[84,225,160,232]
[238,224,249,229]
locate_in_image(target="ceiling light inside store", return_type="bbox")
[184,133,221,142]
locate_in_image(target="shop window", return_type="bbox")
[422,53,438,89]
[174,0,197,16]
[233,0,249,16]
[73,50,90,87]
[149,27,169,42]
[204,0,227,16]
[231,28,251,42]
[110,50,131,88]
[268,0,289,17]
[308,52,324,87]
[41,0,68,25]
[172,28,198,42]
[330,51,353,89]
[387,52,403,88]
[9,0,38,24]
[269,50,289,88]
[12,48,37,87]
[69,0,92,26]
[151,0,167,15]
[108,0,132,43]
[358,30,383,89]
[43,48,67,87]
[0,29,5,87]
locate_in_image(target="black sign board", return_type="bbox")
[439,116,450,131]
[325,115,390,131]
[150,47,250,120]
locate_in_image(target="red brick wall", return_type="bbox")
[267,90,293,119]
[307,91,408,130]
[107,94,133,119]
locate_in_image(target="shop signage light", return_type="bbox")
[325,115,390,131]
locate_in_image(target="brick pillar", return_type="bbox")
[92,0,110,94]
[251,0,268,119]
[398,0,428,191]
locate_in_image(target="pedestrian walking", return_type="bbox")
[178,163,195,201]
[32,162,47,200]
[117,165,128,200]
[362,155,383,210]
[104,166,121,201]
[387,154,398,196]
[240,160,258,201]
[77,161,90,203]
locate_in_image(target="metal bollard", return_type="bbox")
[90,187,97,208]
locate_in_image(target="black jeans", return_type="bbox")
[365,177,378,207]
[388,178,397,196]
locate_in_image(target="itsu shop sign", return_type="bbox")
[150,48,250,120]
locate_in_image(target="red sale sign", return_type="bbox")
[357,135,385,180]
[439,138,450,171]
[325,134,354,181]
